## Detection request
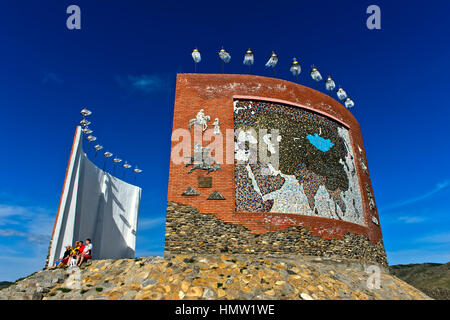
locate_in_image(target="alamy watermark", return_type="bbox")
[365,265,381,289]
[63,266,82,290]
[366,5,381,30]
[66,5,81,30]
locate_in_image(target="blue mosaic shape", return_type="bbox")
[307,133,334,152]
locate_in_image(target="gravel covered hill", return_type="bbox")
[0,254,430,300]
[389,262,450,300]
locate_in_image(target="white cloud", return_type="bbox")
[416,232,450,244]
[397,216,426,224]
[115,73,172,94]
[138,217,165,230]
[384,180,450,211]
[0,203,54,241]
[0,229,50,244]
[0,205,28,221]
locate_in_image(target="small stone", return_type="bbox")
[307,285,316,292]
[202,287,215,300]
[217,289,226,298]
[142,279,158,288]
[147,291,163,300]
[32,292,43,300]
[265,289,276,296]
[243,287,251,293]
[300,293,314,300]
[186,286,203,298]
[220,254,230,261]
[181,281,190,292]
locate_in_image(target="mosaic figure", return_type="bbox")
[213,118,221,135]
[366,183,376,210]
[189,109,210,132]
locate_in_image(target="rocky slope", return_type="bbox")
[389,262,449,300]
[0,254,430,300]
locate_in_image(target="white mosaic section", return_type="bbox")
[336,127,365,226]
[253,126,365,226]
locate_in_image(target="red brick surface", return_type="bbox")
[167,74,382,243]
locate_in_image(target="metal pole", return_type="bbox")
[87,141,91,156]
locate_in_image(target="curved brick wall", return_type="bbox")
[166,74,386,264]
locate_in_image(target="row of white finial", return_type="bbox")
[79,108,143,182]
[191,48,355,109]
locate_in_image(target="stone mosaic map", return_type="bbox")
[234,100,365,226]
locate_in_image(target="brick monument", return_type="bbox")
[165,74,387,266]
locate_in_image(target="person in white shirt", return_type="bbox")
[77,238,92,267]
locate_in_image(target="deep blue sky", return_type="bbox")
[0,0,449,281]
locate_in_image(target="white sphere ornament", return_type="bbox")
[310,67,322,82]
[218,48,231,63]
[265,51,278,68]
[337,88,348,101]
[344,98,355,109]
[80,119,91,127]
[80,108,92,117]
[243,49,254,66]
[192,48,201,63]
[123,161,132,169]
[290,58,301,77]
[325,76,336,91]
[134,167,143,173]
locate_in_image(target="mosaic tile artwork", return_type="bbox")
[234,99,365,226]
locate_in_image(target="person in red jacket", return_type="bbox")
[77,239,92,267]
